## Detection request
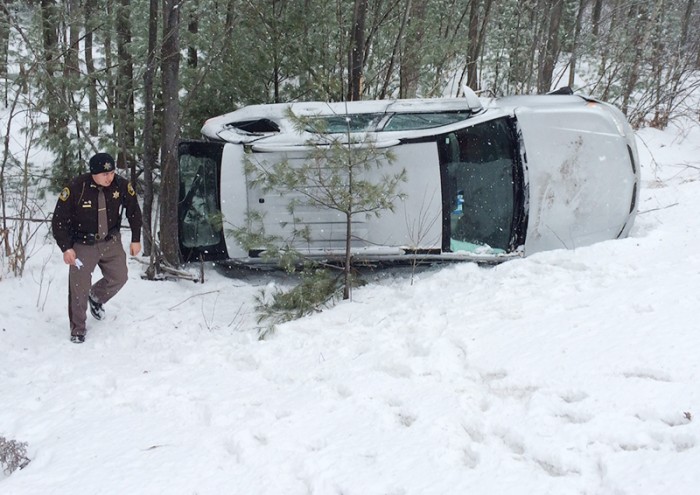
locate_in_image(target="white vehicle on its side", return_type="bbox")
[177,89,639,265]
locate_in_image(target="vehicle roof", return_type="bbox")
[200,94,593,146]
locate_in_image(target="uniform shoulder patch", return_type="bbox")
[127,182,136,196]
[59,187,70,202]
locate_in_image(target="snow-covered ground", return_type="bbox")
[1,120,699,494]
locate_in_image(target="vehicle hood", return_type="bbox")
[510,99,639,254]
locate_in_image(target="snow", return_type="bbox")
[1,120,700,494]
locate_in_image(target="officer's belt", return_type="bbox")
[73,227,121,245]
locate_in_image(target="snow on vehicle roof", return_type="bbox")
[199,94,606,149]
[201,97,489,144]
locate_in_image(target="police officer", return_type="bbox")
[52,152,142,343]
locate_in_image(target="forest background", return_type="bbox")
[1,0,699,273]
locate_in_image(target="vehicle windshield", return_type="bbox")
[441,117,519,252]
[178,142,227,261]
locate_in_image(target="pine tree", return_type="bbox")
[235,107,406,332]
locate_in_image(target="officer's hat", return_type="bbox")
[89,153,115,174]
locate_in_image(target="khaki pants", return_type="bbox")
[68,234,128,337]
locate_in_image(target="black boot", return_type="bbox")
[71,335,85,344]
[88,295,105,320]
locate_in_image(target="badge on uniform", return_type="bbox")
[59,187,70,201]
[127,183,136,196]
[113,191,120,199]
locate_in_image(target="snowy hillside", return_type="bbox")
[1,120,699,494]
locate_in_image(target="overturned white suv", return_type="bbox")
[177,89,639,265]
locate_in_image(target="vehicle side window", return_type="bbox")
[443,118,517,252]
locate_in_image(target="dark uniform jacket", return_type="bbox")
[52,173,143,252]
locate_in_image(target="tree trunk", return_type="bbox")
[40,0,60,132]
[621,0,663,117]
[65,0,80,78]
[596,0,619,100]
[0,0,9,106]
[142,0,158,257]
[271,0,281,102]
[188,6,198,68]
[537,0,563,94]
[680,0,694,48]
[103,0,115,123]
[507,2,529,93]
[225,0,237,32]
[400,0,426,98]
[343,206,352,300]
[159,0,182,267]
[116,0,135,174]
[380,0,411,99]
[348,0,367,101]
[343,156,353,301]
[464,0,494,90]
[592,0,603,36]
[568,0,587,88]
[84,0,98,136]
[525,0,544,92]
[466,0,481,90]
